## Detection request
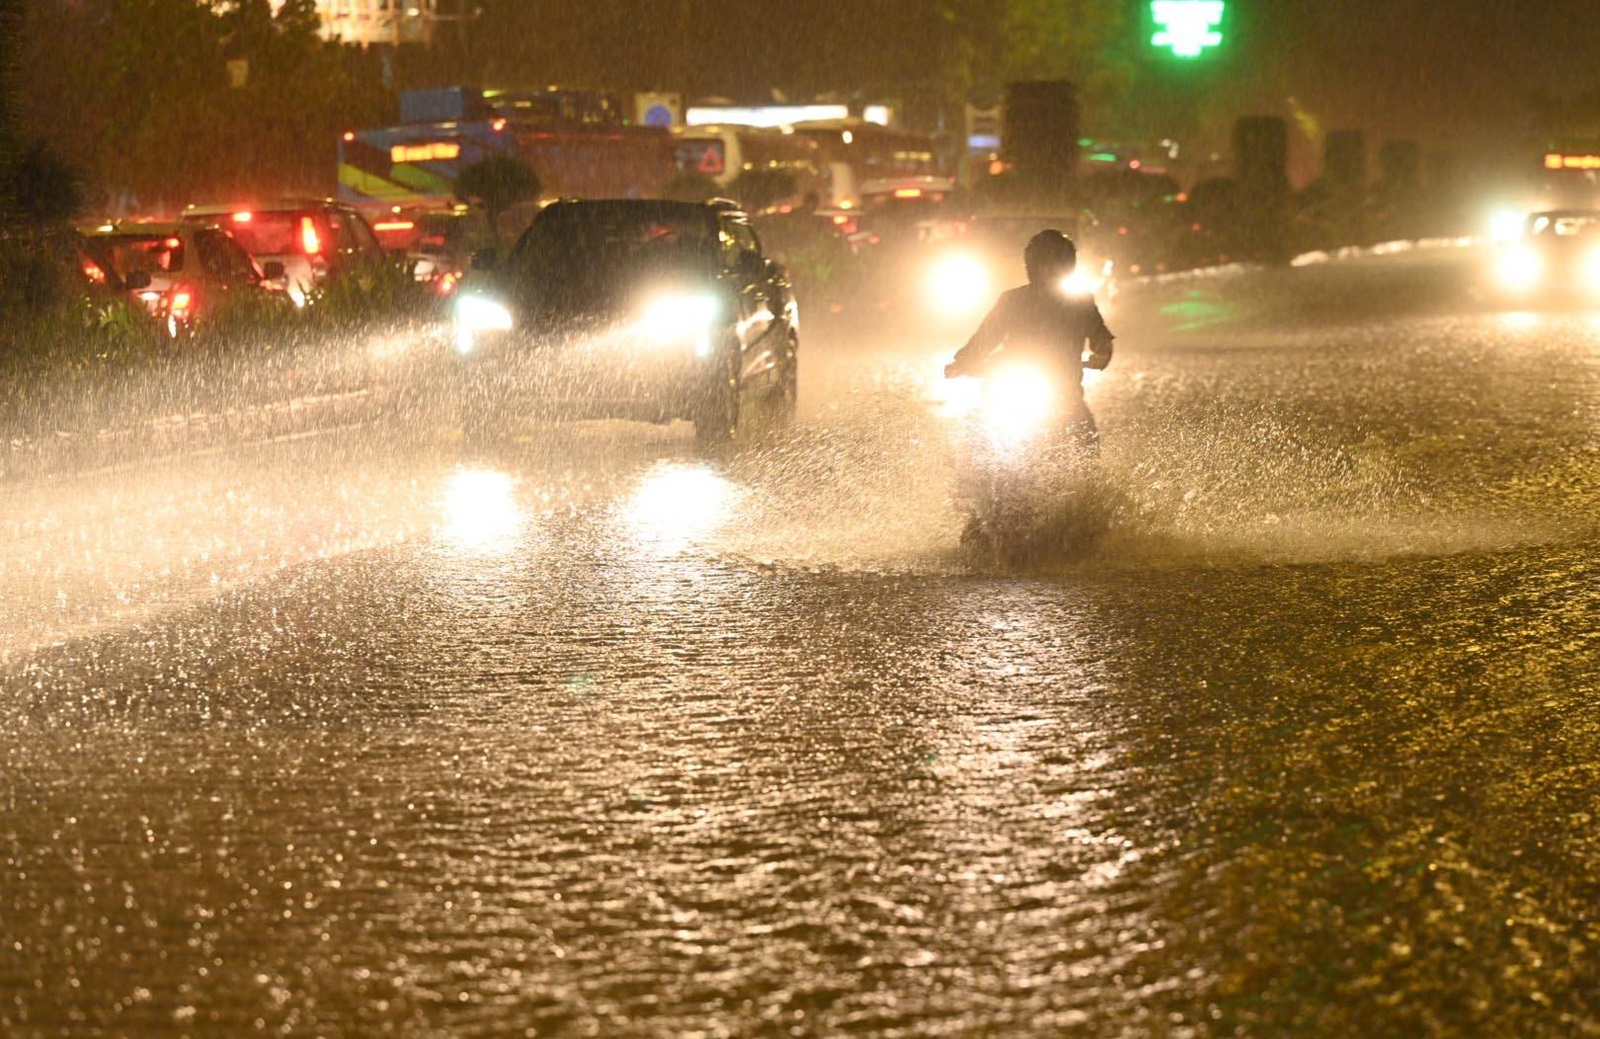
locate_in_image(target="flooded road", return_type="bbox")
[4,249,1599,1036]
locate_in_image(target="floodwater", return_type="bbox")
[3,249,1599,1036]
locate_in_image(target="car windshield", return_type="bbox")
[511,203,718,307]
[1529,213,1600,237]
[87,234,185,277]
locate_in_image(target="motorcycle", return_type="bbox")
[939,353,1109,562]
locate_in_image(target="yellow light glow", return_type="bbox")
[623,463,737,556]
[639,294,719,347]
[1485,208,1525,242]
[1496,247,1542,292]
[438,468,521,553]
[982,365,1058,444]
[1584,248,1600,291]
[1059,270,1103,297]
[1546,153,1600,171]
[390,142,462,164]
[927,253,992,315]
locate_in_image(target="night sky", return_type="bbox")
[447,0,1600,165]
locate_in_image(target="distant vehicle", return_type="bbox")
[791,122,942,209]
[369,205,496,296]
[451,198,799,443]
[78,221,288,338]
[339,114,676,213]
[858,212,1115,334]
[179,199,385,304]
[1490,209,1600,303]
[671,126,825,211]
[850,177,965,249]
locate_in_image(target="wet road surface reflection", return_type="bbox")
[3,250,1600,1036]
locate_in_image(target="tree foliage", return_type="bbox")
[13,0,390,214]
[936,0,1134,117]
[453,154,541,240]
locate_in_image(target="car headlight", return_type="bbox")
[1495,247,1542,292]
[927,253,991,315]
[1059,269,1103,297]
[1486,208,1526,243]
[640,294,720,353]
[453,294,514,355]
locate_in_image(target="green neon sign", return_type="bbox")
[1151,0,1226,59]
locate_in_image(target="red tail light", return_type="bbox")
[300,216,322,256]
[169,286,195,317]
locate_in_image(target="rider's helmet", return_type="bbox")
[1024,229,1077,285]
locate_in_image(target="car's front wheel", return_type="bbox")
[769,333,798,426]
[693,347,741,447]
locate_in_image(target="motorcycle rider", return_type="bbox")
[944,229,1114,450]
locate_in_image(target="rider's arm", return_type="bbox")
[946,295,1011,377]
[1084,301,1115,370]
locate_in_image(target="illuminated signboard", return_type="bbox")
[1544,153,1600,171]
[1151,1,1226,59]
[686,105,849,128]
[390,142,462,164]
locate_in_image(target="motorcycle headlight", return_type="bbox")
[453,294,514,355]
[982,364,1058,443]
[1495,247,1542,292]
[927,253,991,315]
[640,294,720,354]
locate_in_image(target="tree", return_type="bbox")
[935,0,1133,118]
[12,0,390,212]
[453,155,542,242]
[11,141,83,228]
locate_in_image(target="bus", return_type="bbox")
[671,126,826,211]
[790,121,942,208]
[338,119,677,215]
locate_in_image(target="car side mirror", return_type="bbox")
[123,270,152,291]
[470,249,499,272]
[261,261,286,281]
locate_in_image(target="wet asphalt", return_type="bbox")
[3,247,1599,1037]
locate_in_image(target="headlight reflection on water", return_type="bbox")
[437,467,523,554]
[623,463,738,556]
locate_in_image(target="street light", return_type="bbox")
[1150,0,1227,59]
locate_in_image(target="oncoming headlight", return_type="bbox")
[1059,269,1102,297]
[1584,248,1600,291]
[1486,208,1526,243]
[640,294,720,353]
[1495,247,1542,293]
[927,253,991,315]
[981,364,1059,445]
[453,294,513,355]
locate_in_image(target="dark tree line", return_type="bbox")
[13,0,391,214]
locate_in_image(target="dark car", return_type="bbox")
[452,198,799,443]
[179,199,385,304]
[1489,209,1600,303]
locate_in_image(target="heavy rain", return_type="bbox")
[3,2,1600,1037]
